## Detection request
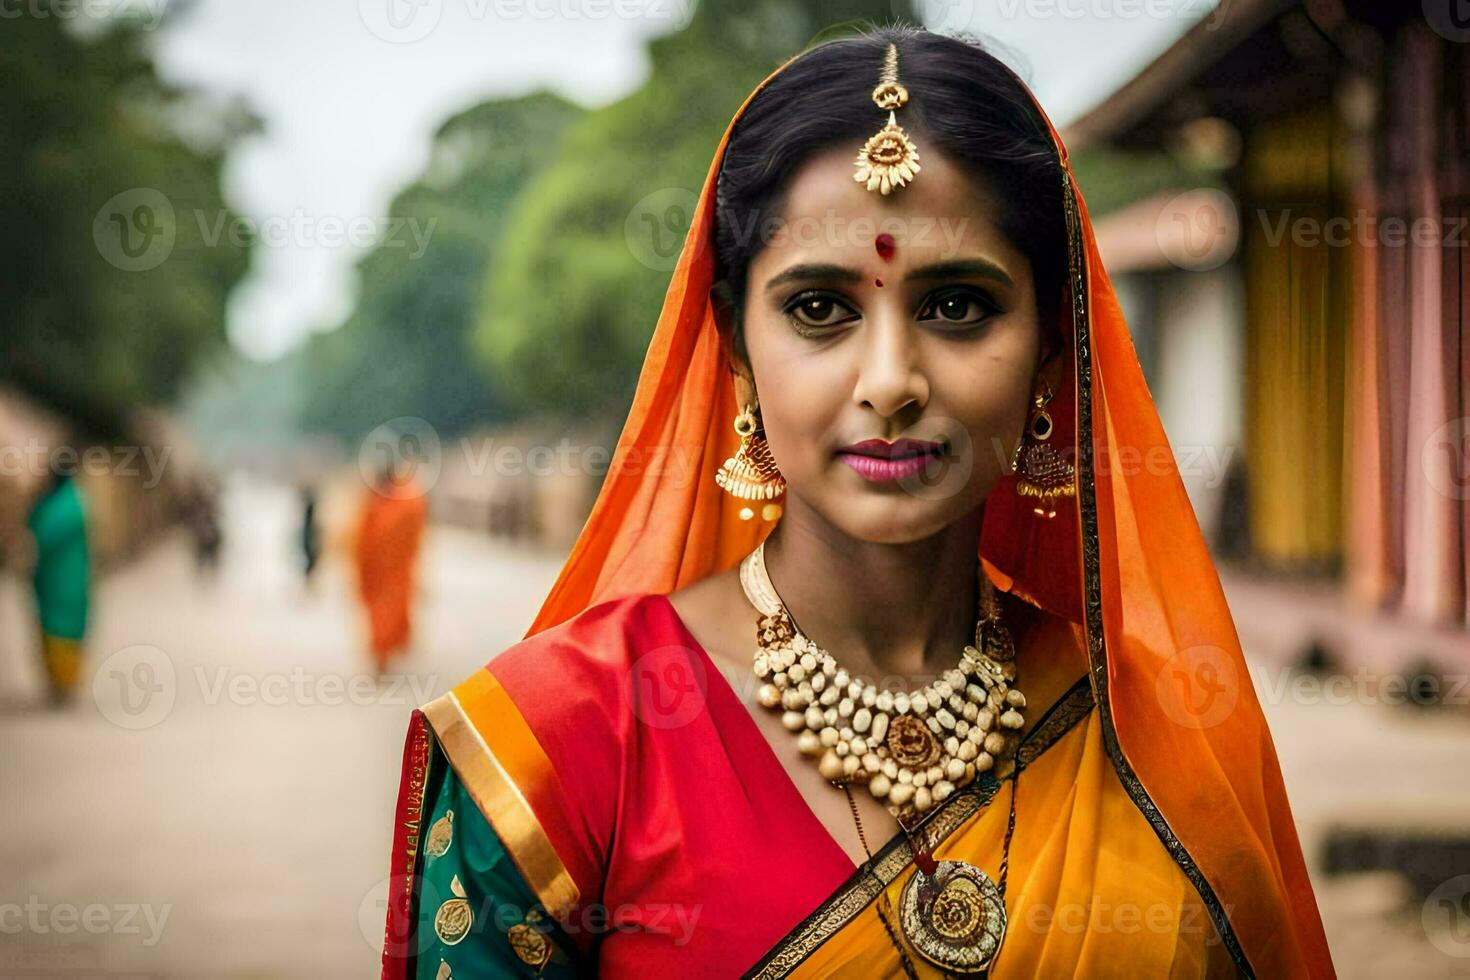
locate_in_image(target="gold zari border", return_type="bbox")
[421,670,581,919]
[1063,169,1252,978]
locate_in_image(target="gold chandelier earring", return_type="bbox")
[715,400,785,522]
[1011,377,1076,519]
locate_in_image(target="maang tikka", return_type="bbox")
[853,43,922,195]
[715,399,785,522]
[1011,377,1077,519]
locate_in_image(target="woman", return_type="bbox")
[28,470,90,706]
[381,27,1333,979]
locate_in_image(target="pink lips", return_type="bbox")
[837,438,947,482]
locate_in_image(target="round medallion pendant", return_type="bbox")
[887,714,940,768]
[899,860,1006,973]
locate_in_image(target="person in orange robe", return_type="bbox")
[356,463,428,672]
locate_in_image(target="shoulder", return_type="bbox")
[484,591,687,697]
[416,593,692,912]
[455,591,713,759]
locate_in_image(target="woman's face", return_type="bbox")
[737,145,1050,545]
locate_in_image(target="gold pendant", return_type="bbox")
[886,714,940,769]
[434,874,473,946]
[853,112,922,195]
[899,860,1006,973]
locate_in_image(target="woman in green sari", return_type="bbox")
[28,470,90,705]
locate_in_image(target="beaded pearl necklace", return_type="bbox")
[739,540,1026,821]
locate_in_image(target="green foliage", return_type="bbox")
[0,6,254,435]
[1069,145,1223,217]
[296,92,585,442]
[477,0,908,416]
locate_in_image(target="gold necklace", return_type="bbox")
[739,539,1026,821]
[738,539,1024,974]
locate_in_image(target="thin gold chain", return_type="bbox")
[841,765,1022,979]
[843,784,920,979]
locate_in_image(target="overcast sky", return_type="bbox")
[149,0,1219,361]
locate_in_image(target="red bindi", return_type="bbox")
[874,277,884,287]
[874,232,896,261]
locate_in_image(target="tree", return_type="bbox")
[297,92,585,442]
[475,1,904,417]
[0,4,254,434]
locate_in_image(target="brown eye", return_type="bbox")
[784,292,858,330]
[919,288,999,328]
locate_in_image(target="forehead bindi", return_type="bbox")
[748,145,1026,290]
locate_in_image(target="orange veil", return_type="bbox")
[519,45,1333,980]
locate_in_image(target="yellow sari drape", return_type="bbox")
[756,600,1238,979]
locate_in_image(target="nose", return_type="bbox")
[851,309,929,419]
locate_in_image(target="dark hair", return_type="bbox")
[713,26,1066,364]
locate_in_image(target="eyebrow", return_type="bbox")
[762,258,1014,292]
[763,263,862,292]
[904,259,1015,289]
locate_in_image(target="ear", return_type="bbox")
[710,279,736,335]
[1034,332,1067,394]
[710,280,753,390]
[729,346,756,409]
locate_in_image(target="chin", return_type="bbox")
[825,500,972,546]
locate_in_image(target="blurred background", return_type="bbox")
[2,0,1468,976]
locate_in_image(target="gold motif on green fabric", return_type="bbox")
[508,922,552,968]
[434,874,473,946]
[435,961,452,980]
[427,809,454,857]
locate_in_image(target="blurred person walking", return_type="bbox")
[28,471,90,705]
[299,485,321,589]
[355,462,427,674]
[182,477,223,580]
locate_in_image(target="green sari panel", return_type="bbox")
[410,736,584,979]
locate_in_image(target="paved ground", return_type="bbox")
[0,475,565,978]
[1,476,1468,977]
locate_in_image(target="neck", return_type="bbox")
[759,499,985,685]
